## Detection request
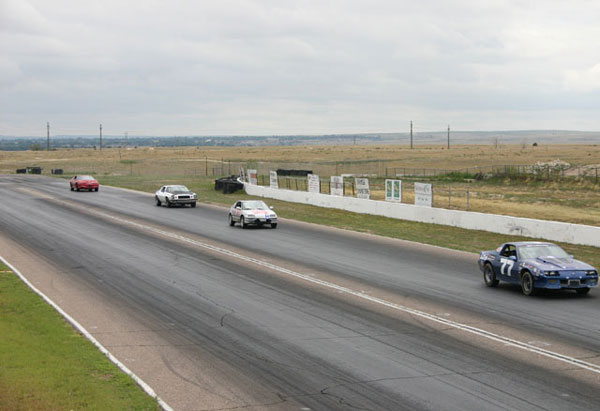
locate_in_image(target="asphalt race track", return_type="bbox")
[1,174,599,411]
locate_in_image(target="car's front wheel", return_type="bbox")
[228,214,235,226]
[483,263,498,287]
[521,271,536,296]
[271,223,277,229]
[576,287,591,295]
[75,183,79,191]
[166,199,172,208]
[240,216,246,229]
[190,202,196,208]
[70,184,74,191]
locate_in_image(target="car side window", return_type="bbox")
[235,202,241,208]
[161,187,166,192]
[500,245,516,258]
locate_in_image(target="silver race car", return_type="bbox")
[155,185,197,207]
[228,200,278,228]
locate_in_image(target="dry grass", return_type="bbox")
[2,143,600,226]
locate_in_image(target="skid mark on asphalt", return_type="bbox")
[24,188,600,376]
[92,208,600,376]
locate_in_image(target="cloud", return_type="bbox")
[2,0,600,136]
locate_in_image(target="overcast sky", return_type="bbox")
[2,0,600,137]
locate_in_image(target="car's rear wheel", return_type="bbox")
[521,271,536,296]
[483,263,498,287]
[228,214,235,226]
[576,287,591,295]
[271,223,277,229]
[155,196,161,206]
[240,216,246,229]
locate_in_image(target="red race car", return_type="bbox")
[69,175,99,192]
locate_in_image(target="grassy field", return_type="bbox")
[0,262,159,410]
[3,143,600,225]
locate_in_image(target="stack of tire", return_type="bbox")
[215,176,244,194]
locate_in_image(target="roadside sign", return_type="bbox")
[385,179,402,202]
[269,170,279,189]
[355,178,370,199]
[415,182,433,207]
[247,169,258,185]
[330,176,344,196]
[307,174,320,193]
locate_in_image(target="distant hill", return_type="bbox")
[1,130,599,151]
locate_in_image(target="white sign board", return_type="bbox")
[307,174,320,193]
[385,179,402,202]
[330,176,344,196]
[247,169,258,185]
[414,182,433,207]
[269,170,279,189]
[355,178,370,199]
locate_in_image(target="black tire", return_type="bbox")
[95,187,99,192]
[166,199,172,208]
[271,223,278,229]
[70,185,74,191]
[75,184,79,191]
[521,271,536,296]
[240,216,246,229]
[155,196,162,206]
[228,214,235,226]
[190,202,196,208]
[576,288,591,295]
[483,263,498,287]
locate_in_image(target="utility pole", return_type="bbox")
[410,121,413,149]
[46,122,50,151]
[99,124,103,150]
[447,125,450,149]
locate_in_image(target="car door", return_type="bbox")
[233,201,242,221]
[158,186,167,202]
[497,244,519,283]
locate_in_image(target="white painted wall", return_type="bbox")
[244,183,600,248]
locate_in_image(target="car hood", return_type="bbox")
[524,256,595,271]
[244,209,276,215]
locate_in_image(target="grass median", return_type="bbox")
[0,262,159,410]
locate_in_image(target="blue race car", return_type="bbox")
[479,242,598,296]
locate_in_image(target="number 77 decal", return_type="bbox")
[500,258,515,276]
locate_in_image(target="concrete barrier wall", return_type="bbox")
[244,183,600,248]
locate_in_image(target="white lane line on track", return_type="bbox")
[0,255,174,411]
[93,209,600,375]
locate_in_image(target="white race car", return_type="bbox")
[155,185,197,207]
[228,200,278,228]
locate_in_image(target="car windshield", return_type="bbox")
[519,244,570,260]
[78,175,95,180]
[166,185,190,193]
[242,201,269,210]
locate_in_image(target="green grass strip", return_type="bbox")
[0,262,159,411]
